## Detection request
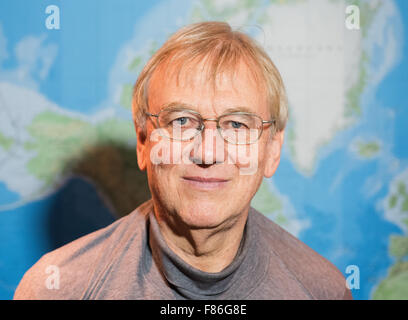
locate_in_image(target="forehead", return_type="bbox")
[147,58,269,117]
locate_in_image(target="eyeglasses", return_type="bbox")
[145,107,276,145]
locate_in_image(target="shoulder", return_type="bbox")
[249,207,352,300]
[13,201,152,300]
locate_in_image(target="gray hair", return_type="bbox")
[132,21,288,132]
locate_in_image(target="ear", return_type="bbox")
[136,126,148,171]
[263,130,285,178]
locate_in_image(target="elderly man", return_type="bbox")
[14,21,352,300]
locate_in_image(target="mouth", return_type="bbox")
[182,176,229,190]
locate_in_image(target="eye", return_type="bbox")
[170,116,198,128]
[226,120,249,130]
[174,117,188,125]
[231,121,243,129]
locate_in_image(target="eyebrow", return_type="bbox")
[222,106,255,114]
[159,101,195,111]
[158,102,255,115]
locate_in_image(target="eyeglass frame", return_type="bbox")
[145,107,277,145]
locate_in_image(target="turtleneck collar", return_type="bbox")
[148,207,269,299]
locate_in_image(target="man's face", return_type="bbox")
[136,60,284,228]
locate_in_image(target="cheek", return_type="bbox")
[147,162,180,206]
[230,168,264,208]
[146,139,176,188]
[148,132,185,165]
[226,142,262,176]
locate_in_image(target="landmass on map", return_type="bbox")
[0,82,150,216]
[373,170,408,299]
[350,138,381,159]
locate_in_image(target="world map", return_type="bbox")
[0,0,407,300]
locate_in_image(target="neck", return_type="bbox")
[153,206,249,273]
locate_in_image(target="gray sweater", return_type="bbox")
[14,200,352,300]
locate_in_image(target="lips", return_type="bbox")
[182,176,229,189]
[183,176,228,183]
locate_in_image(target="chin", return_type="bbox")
[176,203,229,229]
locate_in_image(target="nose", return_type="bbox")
[189,123,225,166]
